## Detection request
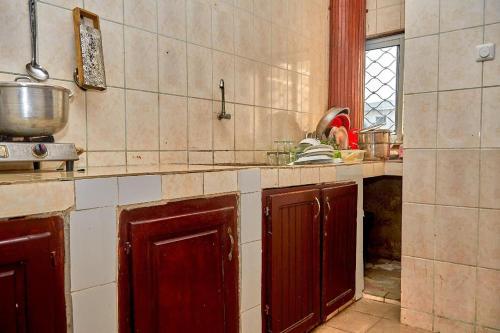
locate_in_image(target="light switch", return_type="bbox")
[476,43,495,62]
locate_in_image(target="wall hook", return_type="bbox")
[217,79,231,120]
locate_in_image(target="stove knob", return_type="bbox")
[32,143,48,158]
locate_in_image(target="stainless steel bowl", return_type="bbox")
[315,107,350,139]
[0,76,72,137]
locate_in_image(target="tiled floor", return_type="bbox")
[313,298,430,333]
[364,259,401,302]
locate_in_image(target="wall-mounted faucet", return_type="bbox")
[217,79,231,120]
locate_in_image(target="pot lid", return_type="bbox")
[0,76,71,93]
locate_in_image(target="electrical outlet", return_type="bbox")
[476,43,495,62]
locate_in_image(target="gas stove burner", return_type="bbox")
[0,135,55,143]
[0,141,78,171]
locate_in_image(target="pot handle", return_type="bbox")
[68,90,74,98]
[15,75,35,82]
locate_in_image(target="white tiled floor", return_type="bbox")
[314,298,430,333]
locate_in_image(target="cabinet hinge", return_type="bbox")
[124,242,132,255]
[265,304,272,333]
[49,251,57,268]
[264,206,270,216]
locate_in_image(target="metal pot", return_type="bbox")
[358,129,391,160]
[0,76,72,137]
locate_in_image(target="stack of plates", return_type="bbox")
[294,144,336,165]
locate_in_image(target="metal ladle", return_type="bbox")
[26,0,49,81]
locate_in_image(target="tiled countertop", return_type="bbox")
[0,160,402,219]
[0,160,402,185]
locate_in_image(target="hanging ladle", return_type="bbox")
[26,0,49,81]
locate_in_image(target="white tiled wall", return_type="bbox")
[366,0,405,37]
[402,1,500,331]
[0,0,331,168]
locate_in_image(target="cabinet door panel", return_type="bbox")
[264,188,321,333]
[119,195,238,333]
[321,183,357,319]
[0,217,65,333]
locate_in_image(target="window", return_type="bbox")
[364,34,404,137]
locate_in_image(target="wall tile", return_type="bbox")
[405,0,439,38]
[189,151,213,164]
[300,167,320,185]
[213,51,235,102]
[435,262,476,323]
[118,175,162,205]
[403,93,437,148]
[99,20,125,87]
[188,98,213,149]
[127,151,159,165]
[272,25,288,69]
[261,168,279,188]
[272,109,288,141]
[319,166,336,183]
[238,168,262,193]
[204,170,237,194]
[213,102,235,150]
[436,149,480,207]
[400,308,433,331]
[235,105,255,150]
[160,151,188,164]
[434,317,475,333]
[159,94,188,150]
[158,0,187,40]
[72,283,117,333]
[485,0,500,24]
[272,67,288,110]
[272,0,288,28]
[241,305,262,333]
[75,178,118,210]
[483,23,500,86]
[404,35,439,93]
[478,209,500,270]
[235,57,255,105]
[254,107,273,150]
[287,71,301,111]
[212,1,234,53]
[440,0,484,32]
[477,268,500,328]
[235,8,254,58]
[438,27,483,90]
[70,208,117,291]
[254,0,272,19]
[376,5,401,33]
[124,0,157,32]
[126,90,159,150]
[437,89,481,148]
[159,36,187,95]
[162,172,203,199]
[0,181,74,219]
[241,193,262,243]
[480,149,500,209]
[214,150,235,163]
[85,0,124,22]
[241,241,262,310]
[255,63,272,107]
[366,10,377,36]
[87,88,126,151]
[401,256,434,314]
[482,87,500,148]
[187,44,213,99]
[254,16,272,64]
[403,149,436,204]
[187,0,212,47]
[124,27,158,91]
[435,205,478,265]
[235,151,255,163]
[38,3,74,80]
[402,203,434,259]
[278,168,301,187]
[87,152,126,167]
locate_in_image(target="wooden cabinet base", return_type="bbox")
[118,195,239,333]
[0,216,66,333]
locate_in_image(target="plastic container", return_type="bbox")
[340,150,365,163]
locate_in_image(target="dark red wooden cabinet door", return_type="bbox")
[119,195,238,333]
[321,183,358,319]
[0,216,66,333]
[264,187,321,333]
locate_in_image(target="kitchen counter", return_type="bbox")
[0,160,402,220]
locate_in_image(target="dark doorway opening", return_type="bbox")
[363,176,402,303]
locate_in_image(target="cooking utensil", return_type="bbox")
[26,0,49,81]
[0,76,72,137]
[358,129,391,160]
[315,107,349,139]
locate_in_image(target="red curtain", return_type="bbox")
[328,0,366,130]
